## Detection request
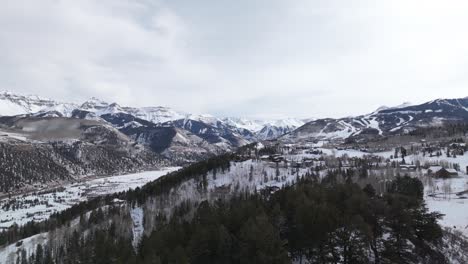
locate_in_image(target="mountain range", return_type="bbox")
[0,91,306,160]
[3,91,468,151]
[282,97,468,144]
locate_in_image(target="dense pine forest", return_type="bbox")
[14,174,445,264]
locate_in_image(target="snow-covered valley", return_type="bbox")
[0,167,180,229]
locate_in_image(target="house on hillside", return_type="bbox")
[400,164,417,171]
[260,154,285,163]
[443,168,459,177]
[427,166,458,178]
[292,161,303,168]
[448,143,466,156]
[271,154,285,163]
[302,158,315,167]
[306,149,322,155]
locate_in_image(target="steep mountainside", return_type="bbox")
[99,112,224,162]
[163,118,250,148]
[283,97,468,143]
[0,116,166,194]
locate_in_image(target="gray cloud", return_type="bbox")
[1,0,468,119]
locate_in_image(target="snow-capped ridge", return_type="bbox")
[285,97,468,143]
[0,91,77,117]
[374,102,413,113]
[0,91,308,143]
[80,97,110,111]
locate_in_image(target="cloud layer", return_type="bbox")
[2,0,468,118]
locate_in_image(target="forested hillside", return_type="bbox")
[2,142,468,264]
[15,176,447,264]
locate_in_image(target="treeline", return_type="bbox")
[408,123,468,138]
[125,153,237,205]
[21,176,446,264]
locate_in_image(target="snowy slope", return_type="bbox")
[0,91,77,117]
[0,232,49,264]
[284,98,468,143]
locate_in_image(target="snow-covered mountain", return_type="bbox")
[79,98,186,124]
[3,91,468,145]
[219,117,306,140]
[0,92,306,142]
[255,118,306,140]
[283,97,468,143]
[162,117,251,149]
[99,112,226,162]
[221,117,269,132]
[372,102,414,114]
[0,91,77,117]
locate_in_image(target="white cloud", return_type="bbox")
[0,0,217,108]
[1,0,468,118]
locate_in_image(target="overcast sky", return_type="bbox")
[2,0,468,119]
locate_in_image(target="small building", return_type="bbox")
[268,154,285,163]
[427,166,442,174]
[400,164,417,171]
[306,150,322,155]
[292,161,303,168]
[427,166,458,178]
[444,168,459,177]
[302,158,315,167]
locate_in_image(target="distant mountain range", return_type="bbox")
[3,91,468,150]
[0,91,307,159]
[282,97,468,143]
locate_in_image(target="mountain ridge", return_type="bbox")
[283,97,468,143]
[0,91,306,141]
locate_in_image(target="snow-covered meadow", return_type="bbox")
[424,175,468,236]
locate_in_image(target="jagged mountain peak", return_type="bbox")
[80,97,110,110]
[96,102,125,116]
[0,91,76,117]
[268,117,305,128]
[124,106,186,124]
[221,117,267,132]
[0,90,50,101]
